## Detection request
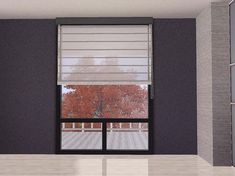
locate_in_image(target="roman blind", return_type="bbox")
[57,25,152,85]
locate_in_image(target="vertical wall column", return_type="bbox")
[196,2,231,166]
[153,19,197,154]
[0,20,56,154]
[230,1,235,166]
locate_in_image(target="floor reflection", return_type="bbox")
[0,155,234,176]
[74,157,148,176]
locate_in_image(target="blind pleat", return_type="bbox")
[61,74,148,81]
[57,25,152,85]
[61,50,148,58]
[60,66,149,73]
[61,58,148,65]
[61,42,149,50]
[61,34,148,42]
[61,25,149,33]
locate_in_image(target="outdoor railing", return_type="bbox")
[62,123,148,132]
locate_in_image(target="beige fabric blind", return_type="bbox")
[57,25,152,85]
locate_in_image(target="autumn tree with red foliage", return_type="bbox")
[62,85,148,119]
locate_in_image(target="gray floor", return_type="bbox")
[1,155,233,176]
[62,131,148,150]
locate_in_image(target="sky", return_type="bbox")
[62,85,147,94]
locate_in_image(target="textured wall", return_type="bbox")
[196,2,231,166]
[196,5,214,165]
[0,20,56,154]
[153,19,197,154]
[231,2,235,165]
[211,2,231,166]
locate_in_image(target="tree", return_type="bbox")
[61,56,148,129]
[62,85,148,119]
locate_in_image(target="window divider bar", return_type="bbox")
[58,26,62,82]
[60,65,149,66]
[60,57,149,59]
[61,72,148,74]
[102,122,107,150]
[61,49,148,51]
[60,118,149,123]
[60,41,149,42]
[61,33,151,35]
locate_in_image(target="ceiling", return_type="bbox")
[0,0,225,19]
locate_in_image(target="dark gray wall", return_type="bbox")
[0,20,56,153]
[0,19,196,154]
[153,19,197,154]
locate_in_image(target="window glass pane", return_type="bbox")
[61,122,102,150]
[61,85,148,119]
[107,123,148,150]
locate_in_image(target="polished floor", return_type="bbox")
[62,131,148,150]
[0,155,234,176]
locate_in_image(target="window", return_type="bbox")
[61,85,149,151]
[61,85,148,119]
[57,19,153,154]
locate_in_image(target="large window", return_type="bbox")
[56,20,153,154]
[60,85,149,151]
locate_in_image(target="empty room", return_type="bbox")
[0,0,235,175]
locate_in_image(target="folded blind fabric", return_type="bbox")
[57,25,152,85]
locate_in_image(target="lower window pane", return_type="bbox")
[61,122,102,150]
[107,123,148,150]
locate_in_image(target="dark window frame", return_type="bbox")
[56,17,154,154]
